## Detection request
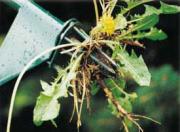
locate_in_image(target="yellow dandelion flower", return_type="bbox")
[99,14,116,35]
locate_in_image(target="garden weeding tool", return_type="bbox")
[0,0,115,86]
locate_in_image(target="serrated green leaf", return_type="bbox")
[40,80,51,91]
[54,66,66,80]
[33,94,60,126]
[105,79,123,98]
[105,77,137,101]
[160,1,180,14]
[40,80,54,96]
[136,14,159,30]
[55,73,75,98]
[33,54,83,126]
[54,54,83,98]
[121,0,153,15]
[126,27,167,41]
[105,78,126,98]
[118,13,159,39]
[144,5,161,15]
[118,98,132,113]
[114,49,151,86]
[125,2,180,38]
[144,2,180,15]
[145,28,167,41]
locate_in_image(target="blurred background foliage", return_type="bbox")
[0,35,4,46]
[0,0,179,132]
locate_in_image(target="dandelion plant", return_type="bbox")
[7,0,180,132]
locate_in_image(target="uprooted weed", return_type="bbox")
[6,0,180,132]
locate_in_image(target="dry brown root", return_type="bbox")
[69,65,93,128]
[96,75,144,132]
[122,40,145,48]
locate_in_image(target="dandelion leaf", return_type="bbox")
[114,49,151,86]
[145,28,167,41]
[135,14,159,30]
[33,94,60,126]
[33,54,83,126]
[160,1,180,14]
[144,2,180,15]
[132,27,167,41]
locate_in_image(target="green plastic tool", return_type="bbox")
[0,0,66,86]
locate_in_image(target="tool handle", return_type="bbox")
[4,0,31,10]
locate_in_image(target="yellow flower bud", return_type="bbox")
[99,14,116,35]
